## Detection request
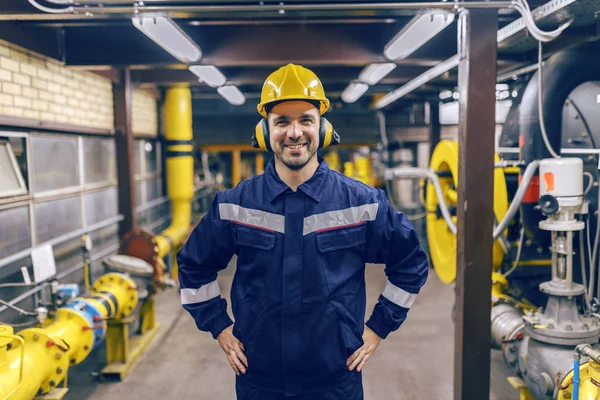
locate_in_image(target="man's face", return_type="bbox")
[268,101,320,171]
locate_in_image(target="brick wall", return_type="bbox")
[132,89,158,137]
[0,40,114,130]
[0,40,159,136]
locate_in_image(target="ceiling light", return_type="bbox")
[384,13,455,60]
[218,85,246,105]
[439,90,453,100]
[358,63,397,85]
[375,55,458,109]
[189,65,227,87]
[132,16,202,63]
[341,81,369,104]
[496,83,509,91]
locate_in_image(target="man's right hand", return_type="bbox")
[217,325,248,376]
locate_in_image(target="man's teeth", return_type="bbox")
[286,144,305,149]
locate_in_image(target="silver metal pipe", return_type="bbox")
[492,160,540,240]
[135,196,169,213]
[68,1,514,13]
[385,167,457,235]
[490,303,524,349]
[0,215,123,270]
[0,243,120,315]
[387,159,540,240]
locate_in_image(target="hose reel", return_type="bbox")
[425,140,510,283]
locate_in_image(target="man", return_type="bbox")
[178,64,429,400]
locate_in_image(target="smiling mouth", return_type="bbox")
[284,143,307,150]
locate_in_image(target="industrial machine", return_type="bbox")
[385,40,600,399]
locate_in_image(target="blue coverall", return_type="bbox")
[178,156,429,399]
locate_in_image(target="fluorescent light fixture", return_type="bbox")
[384,13,455,60]
[439,90,453,100]
[218,85,246,105]
[375,55,459,109]
[341,81,369,104]
[132,16,202,63]
[358,63,397,85]
[189,65,227,88]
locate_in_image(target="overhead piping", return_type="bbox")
[42,1,514,13]
[373,0,574,109]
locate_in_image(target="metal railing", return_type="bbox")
[0,214,124,270]
[0,243,120,315]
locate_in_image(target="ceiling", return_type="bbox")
[1,0,598,115]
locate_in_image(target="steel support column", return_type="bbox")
[429,101,440,159]
[255,153,265,175]
[454,8,498,400]
[113,68,136,239]
[232,150,241,187]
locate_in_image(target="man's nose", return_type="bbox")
[287,121,302,139]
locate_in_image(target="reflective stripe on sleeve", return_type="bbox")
[180,281,221,305]
[382,280,417,308]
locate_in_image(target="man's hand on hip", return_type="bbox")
[346,325,382,372]
[217,325,248,376]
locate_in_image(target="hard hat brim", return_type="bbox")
[257,96,330,117]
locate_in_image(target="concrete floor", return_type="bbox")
[68,258,519,400]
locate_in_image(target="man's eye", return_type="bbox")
[276,121,288,126]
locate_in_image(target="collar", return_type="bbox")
[265,155,330,203]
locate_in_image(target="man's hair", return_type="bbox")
[265,99,321,116]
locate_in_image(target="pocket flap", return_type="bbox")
[316,225,366,252]
[235,225,276,251]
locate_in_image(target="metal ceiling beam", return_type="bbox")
[0,22,64,61]
[1,1,512,21]
[374,0,599,109]
[63,24,399,66]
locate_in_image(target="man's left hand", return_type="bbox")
[346,325,382,372]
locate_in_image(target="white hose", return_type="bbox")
[511,0,572,42]
[503,228,525,278]
[536,41,561,159]
[27,0,73,13]
[493,160,540,239]
[385,167,457,235]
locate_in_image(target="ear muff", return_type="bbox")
[252,119,272,152]
[319,118,340,149]
[252,117,340,152]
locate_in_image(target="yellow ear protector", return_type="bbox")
[252,117,340,152]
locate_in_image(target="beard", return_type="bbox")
[273,138,318,171]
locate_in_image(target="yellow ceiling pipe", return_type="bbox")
[155,87,194,259]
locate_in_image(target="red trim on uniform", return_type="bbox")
[232,221,276,233]
[315,220,367,233]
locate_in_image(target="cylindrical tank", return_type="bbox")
[519,41,600,248]
[392,148,416,207]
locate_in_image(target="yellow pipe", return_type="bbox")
[156,87,194,259]
[232,150,241,187]
[0,273,138,400]
[255,153,264,174]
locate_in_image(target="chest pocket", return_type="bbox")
[316,225,366,298]
[234,224,276,298]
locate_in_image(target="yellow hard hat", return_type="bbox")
[257,63,330,117]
